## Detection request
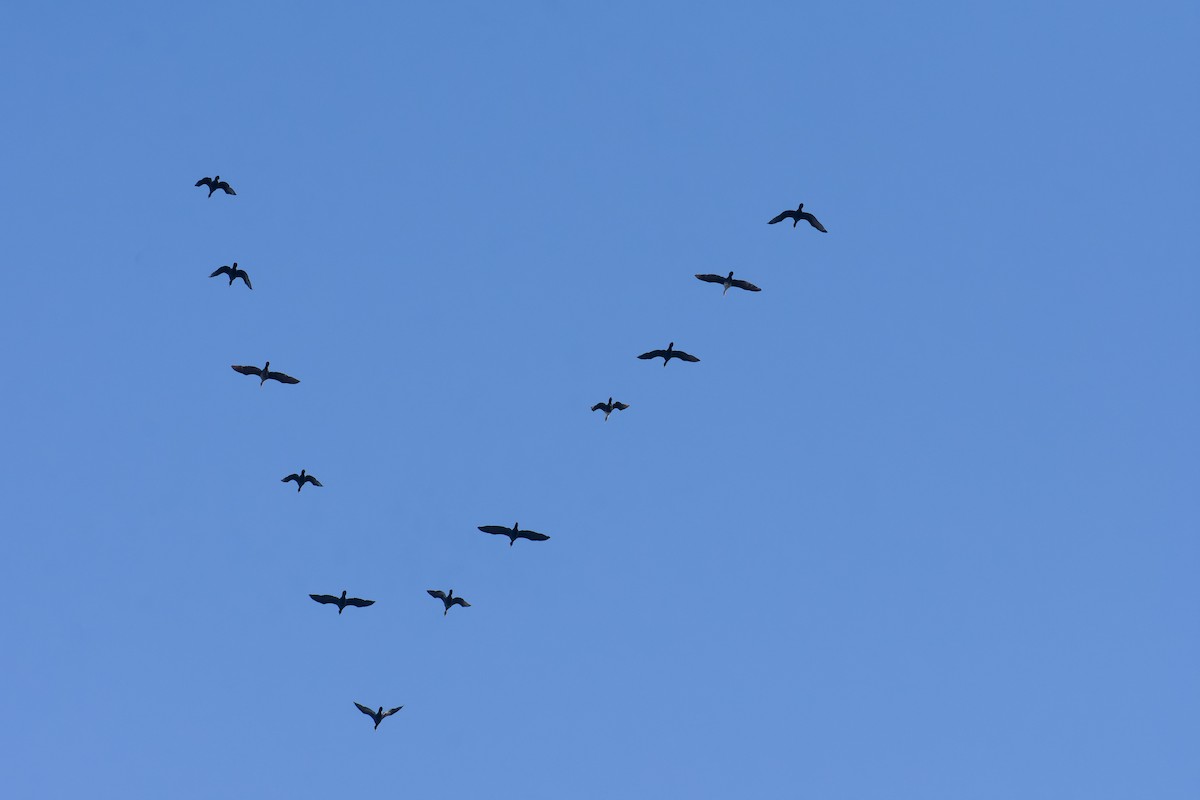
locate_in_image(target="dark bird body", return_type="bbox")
[768,202,826,232]
[282,469,322,492]
[231,361,300,386]
[355,702,402,730]
[637,342,700,366]
[195,175,236,197]
[309,590,375,614]
[478,521,550,547]
[209,262,252,289]
[427,589,471,616]
[695,271,760,295]
[591,397,630,421]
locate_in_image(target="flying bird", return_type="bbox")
[768,202,826,232]
[427,589,471,616]
[355,702,402,730]
[209,262,252,289]
[231,361,300,386]
[637,342,700,366]
[591,397,630,421]
[309,590,375,614]
[478,522,551,547]
[282,469,322,492]
[195,175,236,197]
[695,271,760,295]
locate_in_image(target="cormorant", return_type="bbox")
[282,469,322,492]
[195,175,236,197]
[768,202,826,232]
[231,361,300,386]
[309,590,375,614]
[637,342,700,366]
[209,262,252,289]
[591,397,630,421]
[477,522,551,547]
[427,589,471,616]
[355,702,402,730]
[695,271,760,295]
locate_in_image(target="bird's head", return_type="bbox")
[263,361,270,370]
[797,202,804,211]
[607,397,613,405]
[232,262,237,268]
[340,590,347,599]
[213,175,219,182]
[300,469,306,477]
[667,342,674,350]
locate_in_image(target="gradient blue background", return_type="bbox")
[1,2,1197,797]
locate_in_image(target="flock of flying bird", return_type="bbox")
[196,173,827,730]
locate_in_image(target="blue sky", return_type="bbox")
[1,2,1197,797]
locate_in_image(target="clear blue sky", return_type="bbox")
[1,2,1197,797]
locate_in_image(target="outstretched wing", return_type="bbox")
[516,529,550,542]
[382,706,403,718]
[209,265,233,278]
[638,350,667,360]
[478,525,512,536]
[282,474,301,484]
[216,181,236,195]
[232,364,263,377]
[195,177,213,188]
[450,597,471,608]
[768,210,797,225]
[613,401,630,411]
[310,594,339,605]
[427,589,448,600]
[731,279,761,292]
[694,273,724,284]
[266,371,300,384]
[354,702,375,717]
[590,403,607,412]
[798,211,827,232]
[233,269,252,289]
[673,351,701,362]
[302,475,322,487]
[343,597,374,608]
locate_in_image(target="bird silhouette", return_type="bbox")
[427,589,471,616]
[195,175,236,197]
[637,342,700,366]
[478,522,551,547]
[209,262,252,289]
[231,361,300,386]
[695,271,760,295]
[355,702,402,730]
[309,590,375,614]
[282,469,322,492]
[591,397,630,421]
[768,202,826,232]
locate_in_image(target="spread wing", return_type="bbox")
[768,210,797,225]
[427,589,448,600]
[209,265,233,278]
[694,273,724,284]
[638,350,667,360]
[673,351,701,362]
[731,279,761,292]
[516,529,550,542]
[266,371,300,384]
[450,597,471,608]
[382,706,403,718]
[282,474,301,483]
[343,597,374,608]
[613,401,630,411]
[310,594,339,605]
[233,269,252,289]
[216,181,236,195]
[232,364,263,377]
[195,177,213,188]
[591,402,608,412]
[354,702,375,717]
[798,211,827,232]
[478,525,513,536]
[302,475,322,487]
